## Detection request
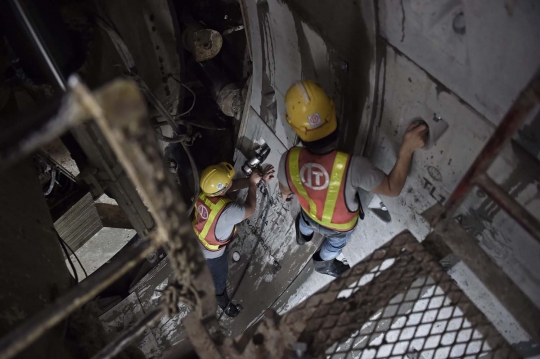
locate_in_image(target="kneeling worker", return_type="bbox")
[278,80,427,277]
[193,162,274,317]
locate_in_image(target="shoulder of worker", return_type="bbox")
[277,147,298,187]
[347,154,386,192]
[218,200,246,226]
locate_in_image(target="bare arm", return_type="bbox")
[243,178,258,219]
[371,150,414,197]
[372,123,427,197]
[229,178,250,193]
[279,181,293,202]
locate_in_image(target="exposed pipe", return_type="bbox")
[8,0,67,91]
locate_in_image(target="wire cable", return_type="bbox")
[57,233,78,283]
[44,168,56,196]
[152,118,226,131]
[218,182,273,321]
[169,75,196,116]
[180,143,199,215]
[179,120,225,131]
[60,236,88,278]
[153,75,200,214]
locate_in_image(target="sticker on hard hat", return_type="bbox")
[198,205,209,220]
[307,112,323,128]
[217,183,223,189]
[300,163,329,190]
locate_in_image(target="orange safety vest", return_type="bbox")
[192,193,236,251]
[286,147,359,232]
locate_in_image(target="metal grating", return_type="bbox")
[282,232,519,359]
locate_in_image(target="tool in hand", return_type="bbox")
[241,142,271,176]
[242,142,274,202]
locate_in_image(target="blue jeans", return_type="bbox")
[299,211,354,261]
[206,253,228,295]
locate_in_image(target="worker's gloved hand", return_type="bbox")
[262,164,275,182]
[400,122,428,155]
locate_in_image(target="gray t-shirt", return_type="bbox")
[199,201,246,259]
[278,149,385,211]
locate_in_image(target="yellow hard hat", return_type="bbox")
[200,162,235,197]
[285,80,337,142]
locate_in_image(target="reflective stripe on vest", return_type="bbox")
[287,147,358,231]
[192,194,234,251]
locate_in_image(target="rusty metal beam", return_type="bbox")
[69,76,215,311]
[475,173,540,243]
[69,75,220,359]
[0,75,215,358]
[183,314,224,359]
[0,94,86,169]
[0,238,155,359]
[443,73,540,220]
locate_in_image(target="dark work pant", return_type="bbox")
[206,253,228,296]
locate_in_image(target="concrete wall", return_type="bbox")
[378,0,540,126]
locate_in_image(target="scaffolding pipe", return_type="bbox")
[442,73,540,220]
[475,173,540,243]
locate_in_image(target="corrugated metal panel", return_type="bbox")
[54,193,101,252]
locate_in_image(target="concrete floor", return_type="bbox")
[66,227,136,280]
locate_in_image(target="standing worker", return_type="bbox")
[278,80,427,277]
[193,162,275,317]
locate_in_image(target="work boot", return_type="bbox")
[295,213,313,245]
[216,291,241,318]
[312,252,350,277]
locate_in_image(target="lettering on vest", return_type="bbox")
[198,205,209,220]
[300,163,329,190]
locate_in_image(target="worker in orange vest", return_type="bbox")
[193,162,275,317]
[278,80,427,277]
